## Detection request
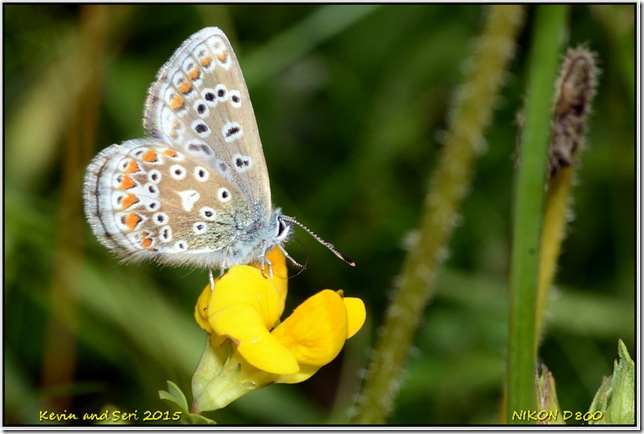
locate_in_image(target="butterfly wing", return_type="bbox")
[143,27,272,217]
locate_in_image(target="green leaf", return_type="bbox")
[588,339,634,425]
[185,413,217,425]
[507,5,568,422]
[159,380,217,425]
[165,380,189,410]
[536,364,564,425]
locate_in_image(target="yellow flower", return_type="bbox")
[191,248,366,413]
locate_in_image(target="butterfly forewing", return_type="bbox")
[143,27,272,216]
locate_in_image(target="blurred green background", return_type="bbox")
[4,4,635,425]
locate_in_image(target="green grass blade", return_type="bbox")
[506,5,568,424]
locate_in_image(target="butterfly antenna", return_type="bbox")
[280,215,355,266]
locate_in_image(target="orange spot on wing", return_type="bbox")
[141,237,152,248]
[120,193,139,209]
[188,66,200,80]
[169,94,185,110]
[217,50,228,62]
[163,149,178,157]
[177,80,192,94]
[125,160,140,173]
[141,150,158,162]
[124,213,142,230]
[119,175,136,190]
[200,55,212,67]
[169,120,180,139]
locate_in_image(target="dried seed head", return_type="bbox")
[548,46,600,178]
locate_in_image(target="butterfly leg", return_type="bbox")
[209,269,215,292]
[258,244,274,279]
[261,255,274,279]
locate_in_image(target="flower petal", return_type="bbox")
[275,363,320,384]
[272,290,348,368]
[194,283,214,334]
[210,265,285,329]
[207,265,297,375]
[343,296,366,339]
[211,303,299,375]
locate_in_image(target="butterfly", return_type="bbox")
[83,27,353,282]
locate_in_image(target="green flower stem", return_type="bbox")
[351,5,524,424]
[536,167,573,346]
[506,5,568,424]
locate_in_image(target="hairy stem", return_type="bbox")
[351,5,525,424]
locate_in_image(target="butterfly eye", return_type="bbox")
[276,217,291,242]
